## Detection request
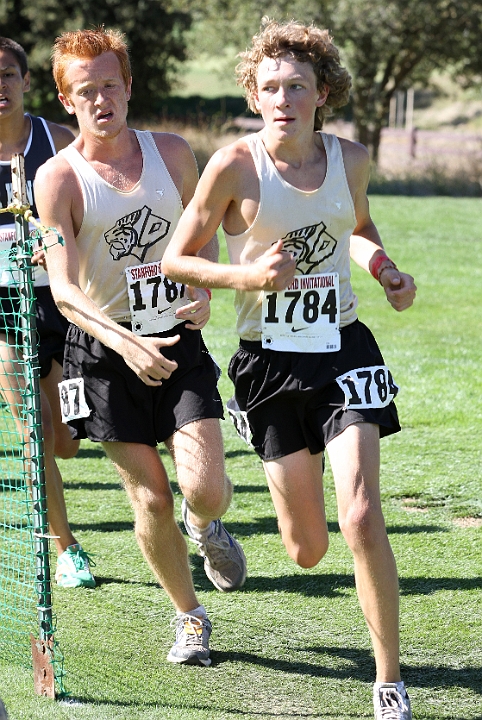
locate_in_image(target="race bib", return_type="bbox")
[58,378,91,423]
[335,365,398,409]
[125,262,190,335]
[261,273,340,353]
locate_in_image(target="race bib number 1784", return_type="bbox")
[261,272,341,353]
[335,365,398,409]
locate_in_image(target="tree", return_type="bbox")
[316,0,482,162]
[181,0,482,162]
[0,0,191,121]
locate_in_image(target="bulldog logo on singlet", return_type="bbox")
[104,205,170,262]
[281,221,337,274]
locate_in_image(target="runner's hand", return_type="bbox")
[176,286,211,330]
[31,249,47,270]
[251,240,296,291]
[122,334,180,386]
[380,268,417,311]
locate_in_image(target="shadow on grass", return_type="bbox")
[399,576,482,595]
[190,557,482,599]
[211,645,373,681]
[0,447,22,458]
[187,517,447,538]
[0,477,26,491]
[386,524,448,534]
[75,447,106,459]
[93,575,159,588]
[65,516,450,537]
[231,484,270,493]
[64,651,481,713]
[63,481,123,491]
[69,521,134,532]
[60,695,363,718]
[402,663,482,695]
[225,447,255,458]
[207,650,482,698]
[191,564,354,597]
[62,479,268,493]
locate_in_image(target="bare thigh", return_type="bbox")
[327,422,387,546]
[0,336,24,413]
[263,448,328,568]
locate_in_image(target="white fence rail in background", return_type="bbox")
[381,127,482,159]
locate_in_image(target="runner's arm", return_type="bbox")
[31,121,76,268]
[162,146,295,291]
[342,138,416,311]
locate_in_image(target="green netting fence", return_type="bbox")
[0,155,65,698]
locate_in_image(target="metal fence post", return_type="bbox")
[11,153,56,698]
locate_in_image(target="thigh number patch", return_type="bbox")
[58,378,91,423]
[335,365,398,409]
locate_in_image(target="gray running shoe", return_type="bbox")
[182,499,247,592]
[373,683,412,720]
[167,613,212,667]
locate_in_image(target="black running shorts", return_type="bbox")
[228,319,401,461]
[63,322,224,444]
[0,285,69,378]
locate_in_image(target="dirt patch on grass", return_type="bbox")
[401,496,445,511]
[453,517,482,528]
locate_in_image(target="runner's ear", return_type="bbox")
[316,85,329,107]
[125,77,132,101]
[58,92,76,115]
[23,71,31,93]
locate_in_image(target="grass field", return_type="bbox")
[0,197,481,719]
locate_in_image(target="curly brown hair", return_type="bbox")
[52,27,131,97]
[236,19,351,130]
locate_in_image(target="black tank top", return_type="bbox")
[0,114,55,225]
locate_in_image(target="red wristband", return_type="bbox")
[370,253,390,280]
[204,288,212,301]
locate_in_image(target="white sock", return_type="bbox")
[186,514,213,538]
[178,604,207,619]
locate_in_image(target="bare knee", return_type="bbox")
[132,484,175,525]
[281,527,329,568]
[54,437,80,460]
[182,473,233,520]
[339,504,386,554]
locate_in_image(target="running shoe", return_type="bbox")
[373,682,412,720]
[167,613,212,666]
[182,499,247,591]
[55,544,96,589]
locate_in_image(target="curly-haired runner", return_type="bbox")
[163,19,416,719]
[237,20,351,130]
